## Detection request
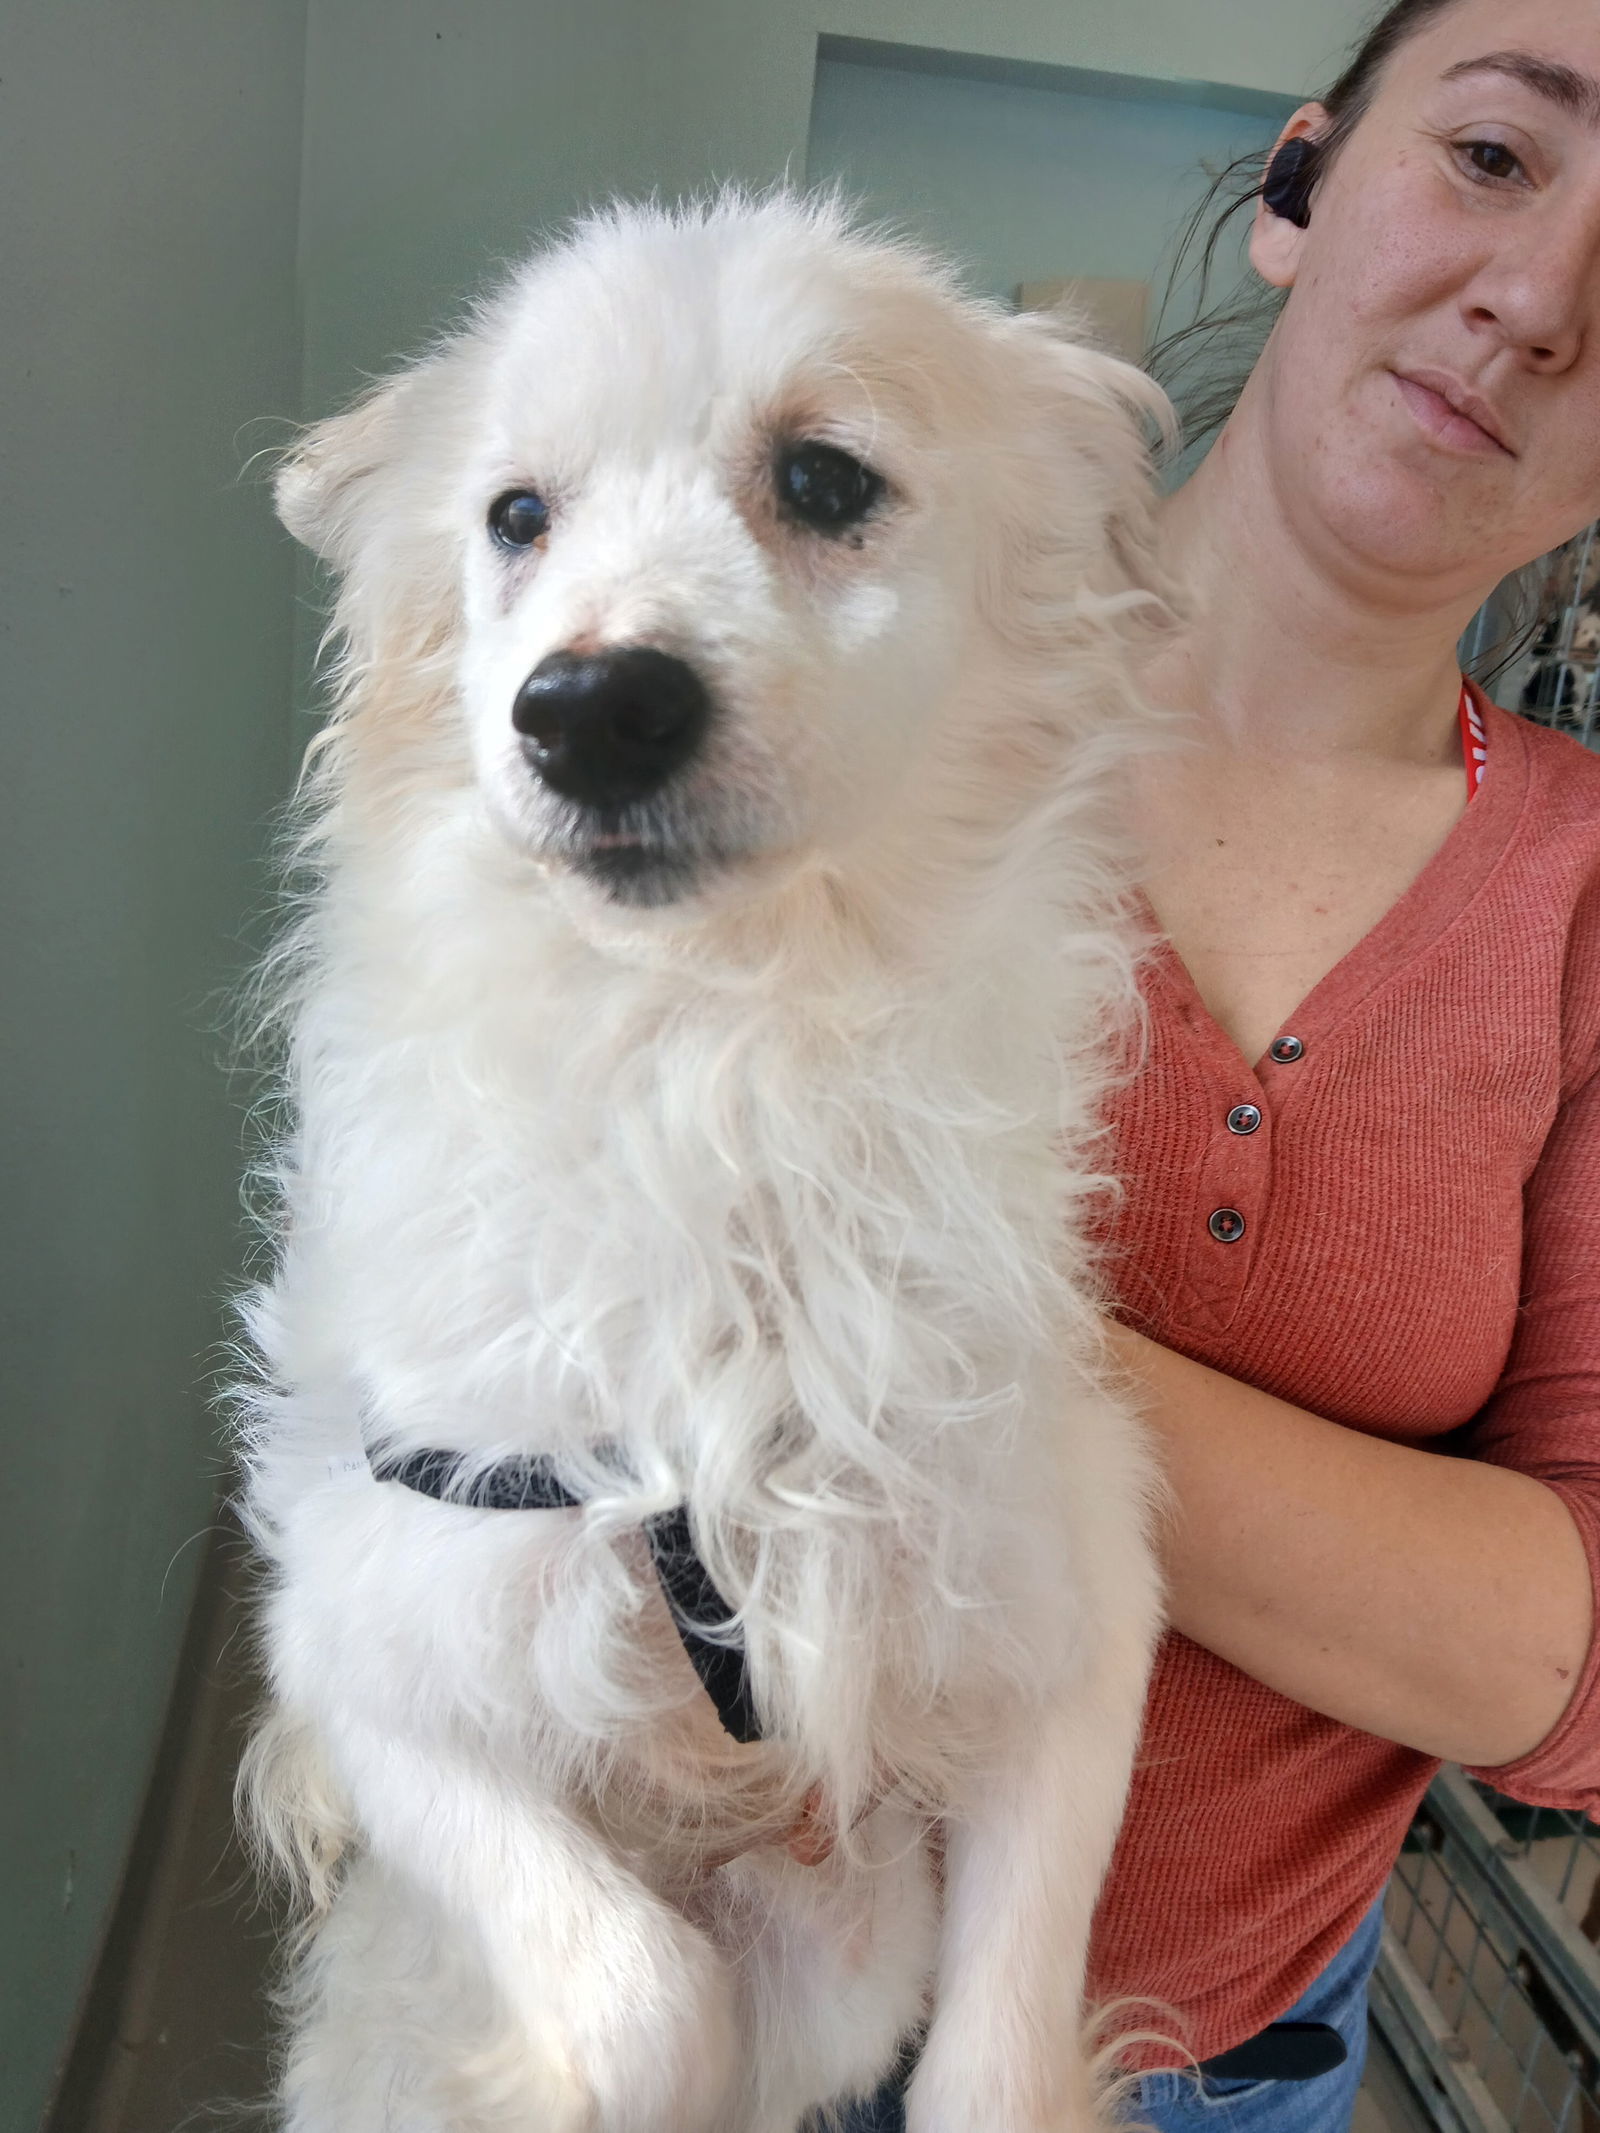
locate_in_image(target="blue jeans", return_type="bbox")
[833,1896,1385,2133]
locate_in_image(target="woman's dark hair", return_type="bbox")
[1149,0,1563,680]
[1149,0,1462,442]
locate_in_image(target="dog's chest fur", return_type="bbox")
[252,799,1108,1827]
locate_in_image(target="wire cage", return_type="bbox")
[1470,521,1600,746]
[1374,1772,1600,2133]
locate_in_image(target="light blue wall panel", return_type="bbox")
[807,45,1292,322]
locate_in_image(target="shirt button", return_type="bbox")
[1268,1035,1305,1064]
[1208,1207,1247,1243]
[1227,1104,1262,1135]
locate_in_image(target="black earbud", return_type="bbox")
[1262,138,1321,229]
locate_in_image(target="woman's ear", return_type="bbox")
[1249,102,1330,290]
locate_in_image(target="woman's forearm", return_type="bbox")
[1106,1324,1594,1767]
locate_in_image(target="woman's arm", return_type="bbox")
[1106,1318,1593,1767]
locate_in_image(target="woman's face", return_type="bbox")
[1248,0,1600,605]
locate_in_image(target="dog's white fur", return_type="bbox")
[237,192,1170,2133]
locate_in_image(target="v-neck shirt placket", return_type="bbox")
[1126,680,1524,1344]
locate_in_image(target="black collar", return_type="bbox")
[367,1447,762,1745]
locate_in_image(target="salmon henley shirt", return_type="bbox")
[1087,684,1600,2065]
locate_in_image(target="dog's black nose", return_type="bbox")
[512,648,711,809]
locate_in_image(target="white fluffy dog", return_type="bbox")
[238,192,1168,2133]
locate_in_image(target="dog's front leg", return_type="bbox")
[337,1729,740,2133]
[906,1618,1154,2133]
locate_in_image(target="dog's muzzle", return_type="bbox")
[513,647,711,812]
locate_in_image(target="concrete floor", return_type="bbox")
[69,1538,279,2133]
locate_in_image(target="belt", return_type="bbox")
[1196,2022,1347,2083]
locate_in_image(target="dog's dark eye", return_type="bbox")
[488,490,551,550]
[774,443,885,536]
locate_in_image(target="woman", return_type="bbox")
[848,0,1600,2125]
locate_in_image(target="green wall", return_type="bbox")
[296,0,1374,409]
[0,4,307,2124]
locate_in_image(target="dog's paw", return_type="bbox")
[905,2034,1106,2133]
[517,1905,740,2133]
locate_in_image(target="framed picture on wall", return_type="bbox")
[1015,277,1150,362]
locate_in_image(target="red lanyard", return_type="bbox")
[1459,681,1486,801]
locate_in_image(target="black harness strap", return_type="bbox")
[370,1447,585,1514]
[367,1448,762,1745]
[642,1502,762,1745]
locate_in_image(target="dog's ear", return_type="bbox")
[275,368,425,568]
[275,349,487,707]
[994,312,1181,625]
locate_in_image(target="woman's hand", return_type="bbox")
[728,1777,887,1870]
[1100,1317,1592,1768]
[781,1782,840,1866]
[752,1305,1592,1872]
